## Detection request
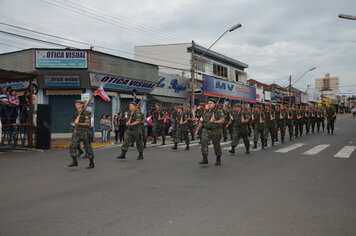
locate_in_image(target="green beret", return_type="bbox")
[234,103,242,107]
[177,105,184,110]
[224,104,230,108]
[75,100,84,104]
[199,103,205,106]
[155,103,161,106]
[208,98,217,103]
[129,102,137,106]
[254,105,260,108]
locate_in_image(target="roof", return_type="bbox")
[0,69,35,81]
[188,44,248,69]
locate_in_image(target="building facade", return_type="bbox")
[315,73,340,99]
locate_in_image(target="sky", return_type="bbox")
[0,0,355,94]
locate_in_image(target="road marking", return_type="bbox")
[275,143,305,153]
[334,146,356,158]
[303,144,330,155]
[208,141,230,148]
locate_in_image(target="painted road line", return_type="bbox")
[334,146,356,158]
[208,141,230,148]
[303,144,330,155]
[275,143,305,153]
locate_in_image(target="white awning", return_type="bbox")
[46,90,83,95]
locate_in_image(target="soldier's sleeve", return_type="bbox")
[217,110,225,121]
[137,112,144,122]
[83,113,90,123]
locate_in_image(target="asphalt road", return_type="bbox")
[1,115,356,236]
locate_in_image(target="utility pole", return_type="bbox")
[289,75,292,106]
[190,40,196,107]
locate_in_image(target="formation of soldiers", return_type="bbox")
[67,99,337,169]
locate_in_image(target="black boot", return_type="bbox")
[86,159,95,169]
[68,157,78,167]
[116,150,127,159]
[143,140,147,148]
[137,152,144,160]
[151,138,157,144]
[191,136,194,141]
[215,156,221,166]
[281,138,284,144]
[252,142,257,149]
[161,140,166,145]
[261,142,264,149]
[245,147,250,154]
[130,143,134,147]
[185,144,189,150]
[272,140,275,146]
[199,155,208,165]
[229,146,236,154]
[224,138,227,142]
[171,142,178,150]
[290,136,292,141]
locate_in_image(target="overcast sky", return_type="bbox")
[0,0,355,93]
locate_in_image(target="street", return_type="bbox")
[1,115,356,236]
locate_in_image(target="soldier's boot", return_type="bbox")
[275,137,279,142]
[281,138,284,144]
[245,147,250,154]
[289,135,292,141]
[161,138,166,145]
[137,152,144,160]
[191,135,194,141]
[78,149,84,158]
[252,142,257,149]
[185,143,190,150]
[327,129,330,134]
[229,146,236,154]
[143,140,147,148]
[171,142,178,150]
[199,155,209,165]
[215,156,221,166]
[130,143,134,147]
[86,159,95,169]
[272,140,275,146]
[67,157,78,167]
[151,138,157,144]
[116,150,127,159]
[224,137,227,142]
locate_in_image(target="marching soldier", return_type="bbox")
[275,104,286,143]
[299,106,305,137]
[284,105,294,141]
[68,100,95,169]
[304,106,311,135]
[252,105,265,149]
[117,102,144,160]
[171,105,179,141]
[264,104,276,146]
[310,106,317,134]
[294,105,301,138]
[152,103,166,145]
[326,104,337,135]
[172,106,190,150]
[222,104,232,142]
[195,98,225,165]
[185,106,195,141]
[137,105,147,148]
[195,102,206,144]
[229,104,250,154]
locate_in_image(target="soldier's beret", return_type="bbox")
[155,103,161,106]
[254,105,261,108]
[75,100,84,104]
[284,105,289,108]
[129,102,137,106]
[235,104,242,107]
[224,104,230,108]
[199,103,205,106]
[208,98,217,103]
[177,105,184,110]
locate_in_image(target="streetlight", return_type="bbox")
[201,23,242,57]
[287,67,316,105]
[191,23,242,106]
[339,14,356,20]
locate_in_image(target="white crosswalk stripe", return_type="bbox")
[275,143,305,153]
[334,146,356,158]
[303,144,330,155]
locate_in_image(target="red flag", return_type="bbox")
[94,85,111,102]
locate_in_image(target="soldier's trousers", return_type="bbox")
[187,121,194,139]
[276,121,286,140]
[264,124,276,143]
[298,120,304,135]
[305,120,310,133]
[201,128,222,157]
[253,126,265,144]
[294,121,299,137]
[311,119,316,132]
[285,121,293,138]
[153,122,165,141]
[69,130,94,160]
[231,128,250,149]
[122,132,143,152]
[327,118,336,132]
[171,123,177,140]
[222,123,229,140]
[174,126,189,145]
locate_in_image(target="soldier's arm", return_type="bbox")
[195,122,203,135]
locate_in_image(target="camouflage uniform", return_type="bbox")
[304,108,311,135]
[186,108,195,141]
[152,108,166,144]
[285,107,294,141]
[195,104,205,141]
[222,107,231,142]
[230,105,250,154]
[252,108,265,149]
[310,108,317,133]
[264,107,276,146]
[122,110,144,153]
[326,106,336,134]
[172,109,189,150]
[299,108,305,136]
[293,107,300,138]
[275,107,286,143]
[171,108,178,141]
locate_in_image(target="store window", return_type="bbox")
[213,63,228,78]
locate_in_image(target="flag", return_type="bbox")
[94,85,111,102]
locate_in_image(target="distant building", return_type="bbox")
[315,73,340,99]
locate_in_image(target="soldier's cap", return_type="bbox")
[234,103,242,107]
[265,104,271,107]
[155,103,161,106]
[176,105,184,110]
[284,105,289,108]
[129,102,137,106]
[199,102,205,106]
[207,98,217,103]
[75,100,84,104]
[224,104,230,108]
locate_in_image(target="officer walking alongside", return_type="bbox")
[68,100,95,169]
[195,98,225,166]
[117,102,144,160]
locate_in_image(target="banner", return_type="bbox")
[44,76,80,87]
[0,79,30,89]
[150,72,190,98]
[89,73,156,93]
[255,88,264,102]
[36,50,87,68]
[202,75,256,102]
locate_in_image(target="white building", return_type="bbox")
[315,73,340,99]
[134,42,248,84]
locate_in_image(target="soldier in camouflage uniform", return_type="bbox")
[284,105,294,141]
[195,98,225,165]
[264,104,276,146]
[275,104,286,143]
[222,104,231,142]
[310,107,317,133]
[317,106,325,132]
[68,100,95,169]
[117,102,144,160]
[137,105,147,148]
[304,106,311,135]
[152,103,166,145]
[299,106,306,137]
[252,105,265,149]
[195,103,205,144]
[171,106,190,150]
[171,105,178,142]
[229,104,250,155]
[326,105,337,135]
[293,105,301,138]
[185,106,195,141]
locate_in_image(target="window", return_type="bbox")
[235,70,239,82]
[213,63,228,78]
[196,60,206,72]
